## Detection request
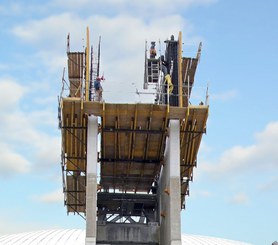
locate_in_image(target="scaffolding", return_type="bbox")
[58,30,209,223]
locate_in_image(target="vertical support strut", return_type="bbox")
[86,115,98,245]
[85,27,90,101]
[159,119,181,245]
[178,31,183,108]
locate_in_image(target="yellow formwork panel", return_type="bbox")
[61,100,87,172]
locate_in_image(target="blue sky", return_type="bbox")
[0,0,277,244]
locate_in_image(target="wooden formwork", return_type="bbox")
[60,98,208,211]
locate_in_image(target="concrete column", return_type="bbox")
[86,115,98,245]
[159,120,181,245]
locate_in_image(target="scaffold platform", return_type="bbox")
[60,98,208,214]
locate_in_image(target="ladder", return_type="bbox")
[147,59,160,84]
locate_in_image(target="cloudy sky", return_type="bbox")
[0,0,277,244]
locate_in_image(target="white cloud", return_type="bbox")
[190,189,213,199]
[230,193,249,205]
[0,143,30,176]
[33,136,61,169]
[201,121,278,177]
[0,78,60,175]
[199,140,212,155]
[210,90,238,101]
[11,13,79,48]
[0,78,27,111]
[258,177,278,192]
[1,111,60,169]
[27,51,67,75]
[24,108,58,129]
[11,13,192,55]
[51,0,217,15]
[36,189,64,203]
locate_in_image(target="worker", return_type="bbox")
[164,74,173,93]
[94,76,104,101]
[150,41,157,58]
[160,55,173,93]
[161,56,168,76]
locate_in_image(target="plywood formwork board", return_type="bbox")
[98,104,167,192]
[182,57,198,107]
[66,175,86,213]
[180,106,208,206]
[67,52,84,97]
[61,101,87,172]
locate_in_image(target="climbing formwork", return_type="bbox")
[58,28,208,245]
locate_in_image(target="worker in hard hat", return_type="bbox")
[150,41,157,59]
[94,76,104,101]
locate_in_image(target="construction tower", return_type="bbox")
[58,28,209,245]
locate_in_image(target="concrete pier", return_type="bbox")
[159,120,181,245]
[86,115,98,245]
